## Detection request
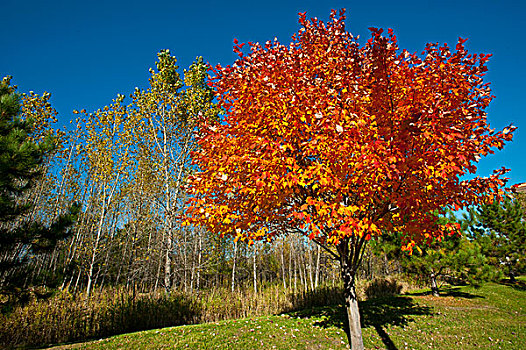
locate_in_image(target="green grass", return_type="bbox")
[46,280,525,350]
[47,313,348,350]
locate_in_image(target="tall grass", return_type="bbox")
[0,288,199,348]
[0,275,423,349]
[0,284,343,348]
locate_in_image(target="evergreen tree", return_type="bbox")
[0,76,78,299]
[402,234,495,296]
[474,196,526,282]
[372,212,496,296]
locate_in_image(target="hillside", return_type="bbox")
[47,281,525,350]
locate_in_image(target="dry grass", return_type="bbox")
[43,279,525,350]
[0,284,343,349]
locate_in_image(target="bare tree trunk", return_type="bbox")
[86,178,118,297]
[280,239,287,289]
[86,197,106,298]
[231,240,237,293]
[61,179,93,290]
[293,246,297,294]
[152,105,192,293]
[183,230,188,293]
[196,229,202,293]
[160,111,174,292]
[73,267,82,293]
[154,246,163,292]
[298,252,306,291]
[430,272,439,297]
[308,248,314,291]
[253,243,257,294]
[190,230,197,293]
[163,213,173,291]
[315,244,321,288]
[289,239,293,291]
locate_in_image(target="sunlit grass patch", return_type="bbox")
[47,279,525,350]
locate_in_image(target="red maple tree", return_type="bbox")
[186,10,514,349]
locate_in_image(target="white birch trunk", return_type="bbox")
[231,240,237,293]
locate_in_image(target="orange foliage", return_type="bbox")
[186,10,514,252]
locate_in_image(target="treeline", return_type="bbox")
[1,50,524,309]
[0,52,343,303]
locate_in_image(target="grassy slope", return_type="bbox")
[48,281,525,350]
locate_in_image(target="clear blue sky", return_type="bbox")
[2,0,525,185]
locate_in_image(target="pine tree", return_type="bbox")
[0,76,78,300]
[475,196,526,282]
[372,212,496,296]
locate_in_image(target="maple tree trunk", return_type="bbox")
[337,238,366,350]
[340,260,364,350]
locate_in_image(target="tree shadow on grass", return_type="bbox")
[408,286,485,299]
[289,296,432,350]
[499,278,526,291]
[362,297,433,350]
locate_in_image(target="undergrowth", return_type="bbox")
[0,283,344,348]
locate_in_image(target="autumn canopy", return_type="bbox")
[186,10,514,251]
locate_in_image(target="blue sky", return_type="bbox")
[2,0,525,185]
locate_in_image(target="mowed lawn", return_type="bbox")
[48,280,525,350]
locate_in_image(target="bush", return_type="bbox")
[365,278,403,299]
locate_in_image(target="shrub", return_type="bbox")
[365,278,403,299]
